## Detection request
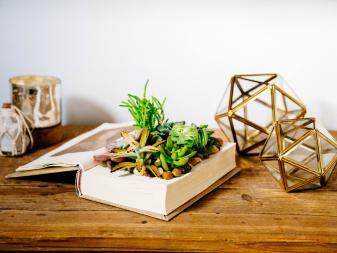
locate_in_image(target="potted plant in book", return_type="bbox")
[94,80,224,180]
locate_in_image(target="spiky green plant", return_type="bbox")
[120,80,166,131]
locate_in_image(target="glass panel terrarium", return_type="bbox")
[260,118,337,192]
[215,73,307,156]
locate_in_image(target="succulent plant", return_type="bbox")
[120,80,166,131]
[109,128,164,177]
[95,81,223,180]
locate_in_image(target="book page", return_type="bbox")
[17,123,133,172]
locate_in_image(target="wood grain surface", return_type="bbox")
[1,125,337,252]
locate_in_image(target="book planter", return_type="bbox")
[215,73,307,156]
[260,118,337,192]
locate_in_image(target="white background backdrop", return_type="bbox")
[1,0,337,128]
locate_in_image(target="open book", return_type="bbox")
[6,123,239,221]
[6,123,133,178]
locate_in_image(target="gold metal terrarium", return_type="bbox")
[215,73,306,155]
[260,118,337,192]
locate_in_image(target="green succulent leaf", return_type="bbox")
[160,153,170,171]
[111,162,136,172]
[110,152,138,159]
[173,157,189,166]
[139,128,150,147]
[180,150,197,159]
[139,145,159,153]
[170,123,198,147]
[121,131,139,148]
[146,165,161,177]
[177,146,188,157]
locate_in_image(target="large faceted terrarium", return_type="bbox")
[215,73,306,155]
[260,118,337,192]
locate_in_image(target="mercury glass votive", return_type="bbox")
[10,75,63,148]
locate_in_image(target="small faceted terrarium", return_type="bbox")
[215,73,306,155]
[260,118,337,192]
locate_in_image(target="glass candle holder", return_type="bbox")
[10,75,61,128]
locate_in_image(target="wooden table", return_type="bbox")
[1,125,337,252]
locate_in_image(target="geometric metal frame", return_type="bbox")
[215,73,307,156]
[260,118,337,192]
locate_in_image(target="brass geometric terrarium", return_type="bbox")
[215,73,306,156]
[260,118,337,192]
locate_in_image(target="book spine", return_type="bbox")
[75,169,83,196]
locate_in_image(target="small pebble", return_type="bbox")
[210,145,220,154]
[196,153,204,159]
[162,171,173,180]
[154,159,161,167]
[215,137,224,147]
[181,164,192,174]
[189,157,202,166]
[172,168,182,177]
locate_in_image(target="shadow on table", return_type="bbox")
[13,171,77,185]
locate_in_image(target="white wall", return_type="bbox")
[1,0,337,129]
